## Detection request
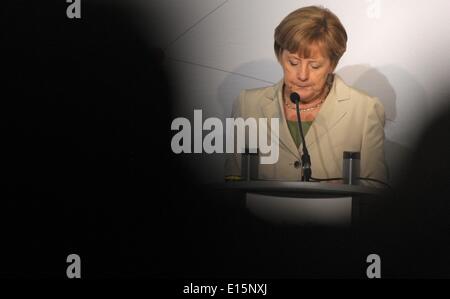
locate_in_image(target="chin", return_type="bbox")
[295,92,313,101]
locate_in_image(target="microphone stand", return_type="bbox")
[291,93,312,182]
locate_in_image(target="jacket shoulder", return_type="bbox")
[337,78,385,124]
[239,84,277,105]
[350,87,379,105]
[232,84,279,118]
[336,76,382,107]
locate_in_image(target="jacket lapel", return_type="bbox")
[261,75,351,158]
[262,80,300,160]
[305,75,350,148]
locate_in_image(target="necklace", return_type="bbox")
[284,82,331,112]
[284,99,324,112]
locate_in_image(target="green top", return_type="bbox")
[287,121,313,148]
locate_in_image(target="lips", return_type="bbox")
[291,83,311,88]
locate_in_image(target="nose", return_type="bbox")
[296,64,309,81]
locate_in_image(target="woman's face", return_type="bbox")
[280,44,334,103]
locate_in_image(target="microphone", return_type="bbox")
[290,92,312,182]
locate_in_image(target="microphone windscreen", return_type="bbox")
[290,92,300,104]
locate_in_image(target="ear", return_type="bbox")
[327,73,334,85]
[328,61,336,72]
[329,58,339,73]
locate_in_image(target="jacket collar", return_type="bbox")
[262,75,351,158]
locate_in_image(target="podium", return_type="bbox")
[212,181,385,227]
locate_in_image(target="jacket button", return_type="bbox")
[294,161,301,169]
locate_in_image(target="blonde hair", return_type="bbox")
[274,6,347,68]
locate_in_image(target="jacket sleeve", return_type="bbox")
[224,90,246,180]
[360,97,389,187]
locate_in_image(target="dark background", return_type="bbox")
[1,0,449,279]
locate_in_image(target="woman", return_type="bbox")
[225,6,387,185]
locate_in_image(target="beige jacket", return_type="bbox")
[224,75,388,184]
